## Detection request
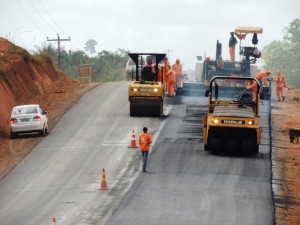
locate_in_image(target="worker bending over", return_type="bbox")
[256,70,271,86]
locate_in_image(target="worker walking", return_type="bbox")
[138,127,152,172]
[275,70,286,101]
[229,32,238,62]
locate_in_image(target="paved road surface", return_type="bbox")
[0,81,273,225]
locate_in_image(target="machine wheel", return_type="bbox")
[204,144,208,151]
[208,129,222,153]
[226,136,238,152]
[241,130,257,154]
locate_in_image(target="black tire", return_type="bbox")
[130,103,136,117]
[208,129,222,153]
[10,132,17,139]
[204,144,208,151]
[40,126,47,136]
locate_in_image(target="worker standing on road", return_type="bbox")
[138,127,152,172]
[229,32,238,62]
[167,66,176,97]
[275,70,286,101]
[172,58,183,89]
[162,58,170,92]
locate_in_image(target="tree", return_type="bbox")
[84,39,97,57]
[262,18,300,87]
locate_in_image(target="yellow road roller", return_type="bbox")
[202,76,262,154]
[128,53,166,117]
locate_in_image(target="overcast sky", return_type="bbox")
[1,0,299,70]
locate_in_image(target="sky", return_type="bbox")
[0,0,299,71]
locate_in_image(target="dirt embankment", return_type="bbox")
[271,87,300,225]
[0,37,98,179]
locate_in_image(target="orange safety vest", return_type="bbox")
[246,80,258,101]
[138,133,152,151]
[256,70,269,85]
[173,63,183,77]
[167,69,176,82]
[276,74,285,88]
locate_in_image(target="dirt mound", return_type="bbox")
[0,37,98,179]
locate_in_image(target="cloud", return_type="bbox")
[1,0,299,70]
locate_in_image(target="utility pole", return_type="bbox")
[165,49,173,62]
[47,34,71,66]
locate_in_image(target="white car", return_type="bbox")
[9,104,49,139]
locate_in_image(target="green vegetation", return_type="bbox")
[31,52,53,64]
[33,40,130,82]
[6,44,31,62]
[263,18,300,87]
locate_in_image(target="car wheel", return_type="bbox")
[10,132,18,139]
[40,126,46,136]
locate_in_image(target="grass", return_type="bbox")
[5,44,30,62]
[31,52,53,64]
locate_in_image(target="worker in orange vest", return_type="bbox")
[161,58,170,92]
[256,70,272,86]
[138,127,152,172]
[172,58,183,89]
[158,65,163,83]
[167,66,176,97]
[275,70,286,101]
[246,79,258,103]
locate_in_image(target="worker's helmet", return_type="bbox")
[146,55,153,64]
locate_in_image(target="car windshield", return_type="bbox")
[12,106,38,115]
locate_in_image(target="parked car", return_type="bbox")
[9,104,48,139]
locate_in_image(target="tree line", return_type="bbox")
[263,18,300,87]
[34,40,130,82]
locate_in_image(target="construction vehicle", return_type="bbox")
[182,27,271,99]
[202,76,262,154]
[128,53,166,117]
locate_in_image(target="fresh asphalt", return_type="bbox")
[0,81,273,225]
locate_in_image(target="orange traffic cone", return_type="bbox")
[99,168,108,190]
[129,130,137,148]
[52,218,56,225]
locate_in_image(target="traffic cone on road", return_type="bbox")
[52,218,56,225]
[99,168,108,190]
[129,130,137,148]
